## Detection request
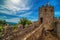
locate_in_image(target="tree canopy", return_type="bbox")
[0,20,7,25]
[18,17,32,28]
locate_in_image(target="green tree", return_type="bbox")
[3,20,7,25]
[26,20,32,25]
[18,17,32,28]
[0,20,7,25]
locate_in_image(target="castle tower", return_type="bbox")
[39,3,54,30]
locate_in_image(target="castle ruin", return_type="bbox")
[1,3,60,40]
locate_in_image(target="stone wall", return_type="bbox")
[25,24,43,40]
[2,23,39,40]
[2,25,14,40]
[56,20,60,39]
[1,21,59,40]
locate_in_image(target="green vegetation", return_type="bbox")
[13,25,18,31]
[0,26,3,35]
[0,17,32,34]
[0,20,7,35]
[18,17,32,28]
[0,26,2,32]
[0,20,7,25]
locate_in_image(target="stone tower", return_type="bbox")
[39,3,54,30]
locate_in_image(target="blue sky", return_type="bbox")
[0,0,60,23]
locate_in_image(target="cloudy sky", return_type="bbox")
[0,0,60,23]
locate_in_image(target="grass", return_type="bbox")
[0,26,3,35]
[0,26,2,29]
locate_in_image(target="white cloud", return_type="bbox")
[19,11,32,17]
[0,0,33,23]
[0,0,32,15]
[4,0,31,12]
[5,18,20,23]
[31,17,38,21]
[10,0,20,4]
[0,0,32,17]
[3,16,7,18]
[0,16,7,20]
[0,10,14,15]
[0,5,17,15]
